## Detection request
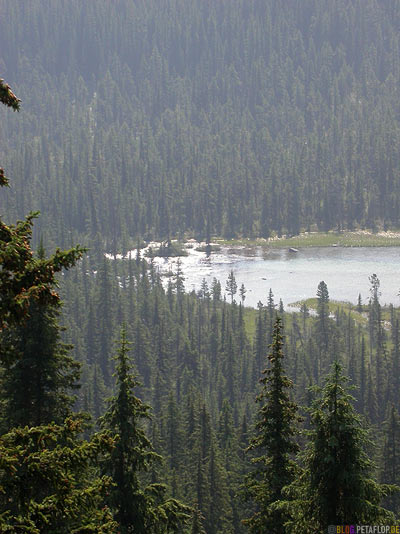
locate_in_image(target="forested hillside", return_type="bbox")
[3,231,400,530]
[2,1,400,531]
[60,255,400,530]
[1,0,400,250]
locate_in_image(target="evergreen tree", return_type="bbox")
[0,416,117,533]
[266,289,276,345]
[369,274,383,351]
[95,257,115,385]
[100,326,190,533]
[225,270,238,304]
[211,278,222,302]
[244,317,299,534]
[260,193,270,239]
[0,299,80,430]
[239,283,247,306]
[286,362,396,533]
[381,405,400,515]
[0,245,81,430]
[253,302,266,384]
[190,504,206,534]
[315,281,330,349]
[165,391,184,475]
[357,293,363,314]
[207,442,233,534]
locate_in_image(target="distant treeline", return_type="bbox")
[1,0,400,251]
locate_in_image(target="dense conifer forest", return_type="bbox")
[2,0,400,249]
[1,1,400,532]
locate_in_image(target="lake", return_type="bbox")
[149,245,400,308]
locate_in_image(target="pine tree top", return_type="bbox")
[285,362,398,532]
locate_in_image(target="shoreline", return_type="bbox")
[213,230,400,249]
[105,230,400,260]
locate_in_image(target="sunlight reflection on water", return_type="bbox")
[151,245,400,308]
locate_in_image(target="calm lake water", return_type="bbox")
[151,245,400,308]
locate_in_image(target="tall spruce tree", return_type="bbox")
[0,245,81,430]
[315,280,330,350]
[225,270,238,304]
[244,316,299,534]
[286,362,396,533]
[0,301,80,430]
[100,326,190,533]
[381,405,400,515]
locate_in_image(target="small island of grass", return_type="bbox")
[146,240,188,258]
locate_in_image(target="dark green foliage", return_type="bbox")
[0,205,86,335]
[190,504,206,534]
[0,238,81,430]
[315,281,330,349]
[3,25,400,527]
[100,327,190,533]
[3,2,400,247]
[244,317,299,534]
[0,213,84,330]
[381,405,400,515]
[369,274,384,350]
[57,250,400,531]
[0,298,80,430]
[286,362,396,532]
[0,416,116,533]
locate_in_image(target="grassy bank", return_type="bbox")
[214,230,400,248]
[288,297,396,326]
